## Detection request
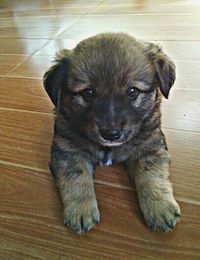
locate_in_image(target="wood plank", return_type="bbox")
[0,8,86,18]
[157,41,200,61]
[0,16,82,28]
[0,26,61,39]
[7,55,53,79]
[92,2,200,15]
[57,15,200,41]
[35,39,200,62]
[92,5,200,15]
[162,89,200,132]
[35,39,79,55]
[102,0,200,5]
[0,55,28,76]
[164,130,200,203]
[0,110,53,171]
[175,61,200,90]
[0,2,102,17]
[0,0,102,12]
[0,39,49,55]
[0,78,53,113]
[7,52,200,93]
[0,14,81,39]
[0,110,200,202]
[59,25,200,41]
[0,164,199,259]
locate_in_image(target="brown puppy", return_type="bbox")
[44,33,181,234]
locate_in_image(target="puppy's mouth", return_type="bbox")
[91,128,133,147]
[99,139,125,147]
[84,123,137,147]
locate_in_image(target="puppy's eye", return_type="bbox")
[81,88,96,102]
[127,86,139,99]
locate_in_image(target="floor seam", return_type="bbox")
[54,0,105,39]
[2,56,29,78]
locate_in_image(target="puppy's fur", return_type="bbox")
[44,33,180,234]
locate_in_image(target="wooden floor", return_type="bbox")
[0,0,200,259]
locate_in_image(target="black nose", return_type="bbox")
[100,129,121,141]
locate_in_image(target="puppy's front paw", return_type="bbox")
[139,195,181,232]
[64,198,100,234]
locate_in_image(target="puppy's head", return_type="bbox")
[44,33,175,147]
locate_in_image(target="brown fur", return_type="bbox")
[44,33,180,234]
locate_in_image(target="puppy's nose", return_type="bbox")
[100,129,121,141]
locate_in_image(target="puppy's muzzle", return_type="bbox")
[99,129,121,141]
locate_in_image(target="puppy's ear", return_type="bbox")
[43,49,71,106]
[145,43,176,99]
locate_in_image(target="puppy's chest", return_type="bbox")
[94,147,131,166]
[97,148,113,166]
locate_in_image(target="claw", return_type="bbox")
[167,223,175,229]
[93,218,100,225]
[160,225,168,232]
[64,220,70,226]
[75,227,82,234]
[83,226,90,232]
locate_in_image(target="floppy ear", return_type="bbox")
[145,43,176,99]
[43,49,71,107]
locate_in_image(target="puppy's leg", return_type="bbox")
[50,142,100,234]
[127,148,181,232]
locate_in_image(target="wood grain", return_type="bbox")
[0,164,200,259]
[162,89,200,132]
[91,4,200,15]
[0,0,102,12]
[0,110,53,171]
[8,55,53,79]
[0,15,81,39]
[0,0,200,259]
[0,26,61,39]
[0,16,82,28]
[0,55,28,76]
[0,110,200,203]
[0,78,53,113]
[90,0,200,15]
[0,1,102,18]
[35,39,200,61]
[7,53,200,94]
[102,0,200,5]
[57,15,200,41]
[0,39,49,55]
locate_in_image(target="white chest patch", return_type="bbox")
[102,150,112,166]
[104,156,112,166]
[99,150,113,166]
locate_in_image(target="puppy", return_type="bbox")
[44,33,181,234]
